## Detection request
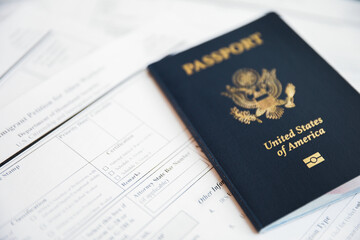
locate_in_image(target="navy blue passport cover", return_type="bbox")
[148,13,360,231]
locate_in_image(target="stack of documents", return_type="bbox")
[0,0,359,239]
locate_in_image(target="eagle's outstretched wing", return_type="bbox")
[231,92,258,109]
[221,86,257,109]
[259,69,282,98]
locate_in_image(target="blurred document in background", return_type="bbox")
[0,6,50,80]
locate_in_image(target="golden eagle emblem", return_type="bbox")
[221,68,295,124]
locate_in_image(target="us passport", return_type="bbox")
[148,13,360,232]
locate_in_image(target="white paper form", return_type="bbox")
[0,71,359,240]
[0,3,115,109]
[0,6,50,80]
[0,30,182,165]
